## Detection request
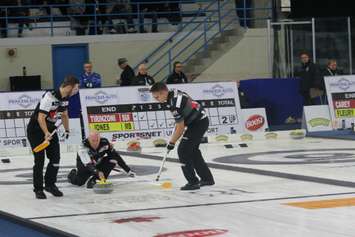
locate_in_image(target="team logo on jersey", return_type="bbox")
[8,94,40,108]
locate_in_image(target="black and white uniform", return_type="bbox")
[68,137,131,186]
[27,90,69,192]
[167,89,214,184]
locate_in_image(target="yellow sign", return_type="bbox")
[89,122,134,132]
[335,108,355,118]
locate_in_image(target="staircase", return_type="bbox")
[133,0,245,81]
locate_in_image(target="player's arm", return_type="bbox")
[37,92,52,140]
[169,120,185,144]
[38,112,51,140]
[61,110,70,132]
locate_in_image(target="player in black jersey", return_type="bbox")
[68,131,135,188]
[27,75,79,199]
[150,82,214,190]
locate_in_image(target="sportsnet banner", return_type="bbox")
[79,82,243,142]
[325,75,355,129]
[0,91,82,148]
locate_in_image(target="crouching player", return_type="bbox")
[68,131,135,188]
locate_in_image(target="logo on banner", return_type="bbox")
[245,114,265,131]
[85,91,117,104]
[154,229,228,237]
[8,94,40,108]
[308,118,331,127]
[203,84,233,98]
[0,138,28,147]
[329,78,355,91]
[138,88,151,102]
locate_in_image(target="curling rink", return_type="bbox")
[1,134,355,237]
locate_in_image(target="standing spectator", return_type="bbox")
[166,61,188,84]
[80,62,102,88]
[117,58,135,86]
[86,0,107,35]
[135,0,159,33]
[296,52,321,106]
[133,64,155,86]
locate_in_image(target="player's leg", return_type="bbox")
[177,135,200,190]
[68,157,92,186]
[44,134,63,196]
[189,118,214,186]
[27,128,47,199]
[96,158,115,179]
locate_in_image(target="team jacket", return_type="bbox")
[80,72,102,88]
[77,137,130,173]
[167,89,207,125]
[28,90,68,130]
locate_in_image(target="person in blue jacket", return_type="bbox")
[80,62,102,88]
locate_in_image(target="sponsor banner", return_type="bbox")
[303,105,332,132]
[0,91,82,147]
[241,108,269,132]
[80,82,243,142]
[325,75,355,128]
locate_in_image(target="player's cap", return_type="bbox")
[118,58,128,65]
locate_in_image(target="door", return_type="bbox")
[52,44,88,118]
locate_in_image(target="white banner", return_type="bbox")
[0,91,82,148]
[79,82,243,142]
[241,108,269,132]
[302,105,332,132]
[325,75,355,129]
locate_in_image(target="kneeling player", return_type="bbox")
[68,131,135,188]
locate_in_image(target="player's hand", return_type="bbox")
[61,130,70,140]
[127,170,136,178]
[44,132,52,141]
[167,142,175,151]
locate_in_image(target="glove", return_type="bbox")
[127,170,136,178]
[61,130,70,140]
[167,142,175,151]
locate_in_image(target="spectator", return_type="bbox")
[296,52,321,106]
[166,1,181,25]
[236,80,249,108]
[106,0,136,33]
[117,58,135,86]
[0,1,14,38]
[166,61,188,84]
[133,64,155,86]
[85,0,107,35]
[15,0,33,38]
[135,0,159,33]
[68,0,88,35]
[80,62,102,88]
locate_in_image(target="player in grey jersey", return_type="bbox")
[150,82,214,190]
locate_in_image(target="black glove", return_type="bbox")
[63,130,70,139]
[167,142,175,151]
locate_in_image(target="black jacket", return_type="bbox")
[319,67,343,91]
[166,71,188,84]
[297,61,322,93]
[120,65,135,86]
[133,73,155,86]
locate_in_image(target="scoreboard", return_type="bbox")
[80,82,243,142]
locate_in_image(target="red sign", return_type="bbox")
[154,229,228,237]
[245,114,265,131]
[113,216,160,224]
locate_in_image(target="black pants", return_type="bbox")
[27,125,60,192]
[69,153,119,186]
[177,118,214,184]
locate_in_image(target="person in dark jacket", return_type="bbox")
[117,58,135,86]
[133,64,155,86]
[320,59,343,90]
[166,61,188,84]
[296,52,322,106]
